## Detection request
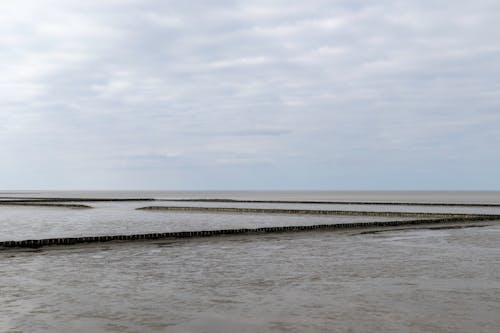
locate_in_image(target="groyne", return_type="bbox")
[1,215,499,249]
[0,202,92,209]
[161,198,500,208]
[136,206,484,219]
[0,198,154,202]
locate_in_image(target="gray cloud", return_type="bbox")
[1,0,499,189]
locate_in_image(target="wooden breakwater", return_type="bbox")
[161,198,500,208]
[136,206,482,219]
[1,215,499,249]
[0,202,92,209]
[0,198,154,203]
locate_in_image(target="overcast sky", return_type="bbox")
[1,0,499,190]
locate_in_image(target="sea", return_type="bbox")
[1,191,499,333]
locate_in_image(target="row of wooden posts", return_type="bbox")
[1,215,498,249]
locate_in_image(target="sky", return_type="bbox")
[1,0,500,190]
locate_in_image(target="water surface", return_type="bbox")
[1,191,499,333]
[1,225,499,333]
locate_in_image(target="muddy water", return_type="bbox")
[0,202,424,242]
[2,200,500,242]
[148,200,500,214]
[0,225,499,333]
[1,191,499,332]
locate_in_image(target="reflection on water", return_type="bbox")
[157,200,500,214]
[1,191,500,332]
[2,200,500,242]
[0,202,425,241]
[1,225,499,333]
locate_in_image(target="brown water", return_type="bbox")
[1,191,499,332]
[0,202,419,242]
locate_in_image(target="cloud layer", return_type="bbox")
[1,0,500,189]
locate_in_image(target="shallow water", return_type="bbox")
[2,198,500,242]
[1,191,499,332]
[156,200,500,214]
[0,202,424,241]
[1,225,499,333]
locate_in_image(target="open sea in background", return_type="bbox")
[3,190,500,203]
[1,191,499,332]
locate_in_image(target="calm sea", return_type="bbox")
[3,190,500,203]
[1,191,499,332]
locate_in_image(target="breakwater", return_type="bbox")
[0,198,154,202]
[162,198,500,207]
[136,206,483,219]
[0,202,92,209]
[1,215,499,249]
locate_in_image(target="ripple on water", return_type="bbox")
[1,225,499,333]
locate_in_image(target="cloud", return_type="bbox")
[1,0,500,189]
